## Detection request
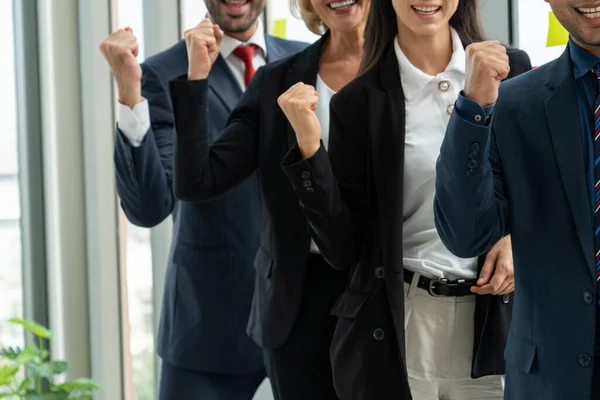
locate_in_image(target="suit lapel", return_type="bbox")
[544,49,595,276]
[264,34,286,63]
[208,55,243,112]
[283,33,329,147]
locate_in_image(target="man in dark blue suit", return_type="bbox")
[99,1,306,398]
[434,1,600,399]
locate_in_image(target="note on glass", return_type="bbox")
[273,19,287,39]
[546,11,568,47]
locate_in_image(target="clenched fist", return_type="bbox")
[278,82,321,159]
[464,41,510,108]
[99,27,142,108]
[185,18,223,80]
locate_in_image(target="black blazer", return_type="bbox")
[113,36,306,373]
[168,35,347,349]
[281,43,532,399]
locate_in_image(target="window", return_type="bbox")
[180,0,208,31]
[267,1,319,42]
[111,1,154,399]
[516,1,566,67]
[0,0,24,349]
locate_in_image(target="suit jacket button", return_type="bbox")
[466,169,475,177]
[579,353,592,367]
[468,151,478,159]
[373,328,385,341]
[470,142,480,151]
[303,180,312,187]
[306,187,315,193]
[468,160,478,169]
[301,171,311,179]
[375,266,385,279]
[583,291,594,305]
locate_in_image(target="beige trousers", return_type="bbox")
[404,274,504,400]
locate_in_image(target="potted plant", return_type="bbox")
[0,318,100,399]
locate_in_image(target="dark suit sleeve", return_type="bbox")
[169,67,264,202]
[113,63,176,228]
[281,95,368,271]
[434,49,531,258]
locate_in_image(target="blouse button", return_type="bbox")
[446,104,454,115]
[439,81,450,91]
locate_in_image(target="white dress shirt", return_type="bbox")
[118,19,267,147]
[396,28,478,280]
[310,75,336,253]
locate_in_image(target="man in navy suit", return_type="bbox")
[99,1,306,398]
[434,1,600,398]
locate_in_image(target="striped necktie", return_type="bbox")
[593,64,600,283]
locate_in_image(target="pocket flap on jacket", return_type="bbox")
[504,333,537,374]
[253,246,273,279]
[330,290,370,318]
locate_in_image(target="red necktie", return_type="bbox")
[233,44,257,87]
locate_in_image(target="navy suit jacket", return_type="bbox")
[113,35,306,374]
[435,48,597,399]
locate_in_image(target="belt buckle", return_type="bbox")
[428,278,445,297]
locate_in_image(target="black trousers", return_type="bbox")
[159,361,266,400]
[263,253,347,400]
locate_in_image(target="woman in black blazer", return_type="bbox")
[279,0,532,399]
[167,1,370,398]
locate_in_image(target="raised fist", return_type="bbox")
[278,82,321,159]
[184,18,223,80]
[99,27,142,108]
[463,41,510,108]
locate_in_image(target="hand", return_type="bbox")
[463,40,510,108]
[99,27,142,108]
[184,18,223,80]
[471,235,514,295]
[278,82,321,159]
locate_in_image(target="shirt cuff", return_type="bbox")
[117,99,150,147]
[454,92,494,126]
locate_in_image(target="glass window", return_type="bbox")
[111,1,154,399]
[181,0,208,31]
[0,0,24,349]
[516,1,566,67]
[267,2,319,42]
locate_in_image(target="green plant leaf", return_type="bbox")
[7,319,52,339]
[0,365,19,385]
[0,393,17,399]
[0,347,22,360]
[42,361,67,375]
[18,377,33,392]
[23,391,70,400]
[55,379,99,391]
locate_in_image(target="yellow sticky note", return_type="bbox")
[546,11,568,47]
[273,19,287,39]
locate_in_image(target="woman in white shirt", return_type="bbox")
[279,0,532,398]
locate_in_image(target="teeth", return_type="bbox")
[413,5,441,14]
[223,0,248,4]
[329,0,356,10]
[578,6,600,12]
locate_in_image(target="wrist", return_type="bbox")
[188,69,209,80]
[298,140,321,160]
[117,83,142,109]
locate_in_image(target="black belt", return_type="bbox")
[404,269,476,297]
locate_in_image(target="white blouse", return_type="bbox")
[396,28,478,280]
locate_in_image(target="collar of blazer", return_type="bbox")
[284,31,331,147]
[542,47,595,276]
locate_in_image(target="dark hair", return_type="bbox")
[359,0,486,75]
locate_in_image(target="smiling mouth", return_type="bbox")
[328,0,357,11]
[411,5,441,15]
[576,5,600,18]
[220,0,251,6]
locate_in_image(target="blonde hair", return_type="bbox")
[290,0,327,35]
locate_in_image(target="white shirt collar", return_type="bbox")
[394,27,465,101]
[219,18,267,59]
